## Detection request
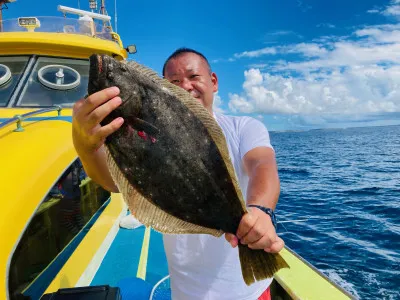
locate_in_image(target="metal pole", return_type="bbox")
[114,0,117,33]
[0,0,16,32]
[100,0,105,15]
[0,1,5,33]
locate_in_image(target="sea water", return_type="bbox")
[272,124,400,299]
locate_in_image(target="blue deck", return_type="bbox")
[91,225,169,291]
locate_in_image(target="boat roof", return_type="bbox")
[0,8,128,60]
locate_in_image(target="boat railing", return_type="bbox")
[0,106,63,132]
[0,17,113,41]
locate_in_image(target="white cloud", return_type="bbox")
[268,30,294,36]
[286,43,329,57]
[366,0,400,19]
[317,23,336,29]
[234,43,328,59]
[228,23,400,116]
[383,0,400,18]
[212,57,237,63]
[227,2,400,121]
[312,34,348,44]
[261,30,304,44]
[265,30,303,39]
[355,27,400,43]
[254,24,400,74]
[234,47,277,58]
[297,0,312,12]
[228,64,400,115]
[213,92,225,113]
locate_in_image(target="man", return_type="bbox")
[72,48,284,300]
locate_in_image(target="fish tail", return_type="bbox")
[238,244,290,285]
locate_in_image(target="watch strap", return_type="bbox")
[247,204,277,230]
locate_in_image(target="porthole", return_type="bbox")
[0,64,12,86]
[38,64,81,90]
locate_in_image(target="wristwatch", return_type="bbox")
[247,205,277,230]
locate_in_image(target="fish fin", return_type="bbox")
[105,146,223,236]
[130,189,223,236]
[238,244,290,285]
[126,60,163,82]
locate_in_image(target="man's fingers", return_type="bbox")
[80,87,120,116]
[72,98,85,115]
[240,222,266,245]
[236,213,257,239]
[225,233,235,242]
[225,233,238,248]
[87,96,122,128]
[96,117,124,140]
[247,235,267,250]
[264,237,285,253]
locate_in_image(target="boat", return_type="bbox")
[0,1,355,299]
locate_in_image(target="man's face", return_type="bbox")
[164,52,218,114]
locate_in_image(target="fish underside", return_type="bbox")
[87,54,289,285]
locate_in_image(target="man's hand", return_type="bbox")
[225,207,284,253]
[71,86,124,192]
[72,86,124,157]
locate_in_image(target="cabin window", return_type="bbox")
[0,56,30,107]
[38,65,81,91]
[17,57,89,108]
[8,159,111,300]
[0,64,12,85]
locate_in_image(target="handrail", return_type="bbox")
[0,106,63,132]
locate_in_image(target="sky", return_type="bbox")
[3,0,400,131]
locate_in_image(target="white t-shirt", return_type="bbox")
[163,113,274,300]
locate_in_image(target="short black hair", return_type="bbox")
[162,47,211,77]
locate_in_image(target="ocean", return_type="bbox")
[271,124,400,299]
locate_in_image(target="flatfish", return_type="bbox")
[87,54,289,285]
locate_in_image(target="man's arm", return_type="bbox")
[72,87,124,193]
[78,145,119,192]
[225,146,284,253]
[243,147,280,210]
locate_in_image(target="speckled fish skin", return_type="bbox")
[88,54,244,233]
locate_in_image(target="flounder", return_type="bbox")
[87,54,289,285]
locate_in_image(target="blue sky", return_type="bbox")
[4,0,400,130]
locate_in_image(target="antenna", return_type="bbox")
[114,0,117,33]
[58,5,111,22]
[77,0,80,9]
[100,0,105,16]
[0,0,17,32]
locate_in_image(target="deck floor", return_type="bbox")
[91,225,169,288]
